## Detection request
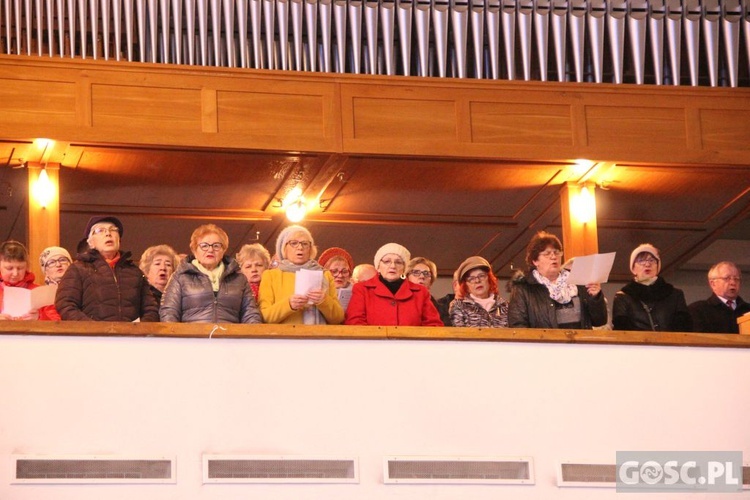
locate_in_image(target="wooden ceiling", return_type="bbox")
[2,139,749,282]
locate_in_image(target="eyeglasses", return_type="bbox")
[329,269,350,277]
[712,276,741,283]
[538,249,562,258]
[91,226,120,236]
[410,270,431,278]
[197,242,225,252]
[44,257,71,268]
[381,258,405,268]
[465,273,488,284]
[635,257,658,265]
[286,240,312,249]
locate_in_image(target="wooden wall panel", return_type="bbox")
[699,109,750,151]
[469,102,573,145]
[91,84,203,131]
[584,106,687,148]
[350,97,457,140]
[0,78,77,126]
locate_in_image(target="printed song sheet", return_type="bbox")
[1,285,56,316]
[566,252,616,285]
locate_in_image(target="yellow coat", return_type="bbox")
[258,267,345,324]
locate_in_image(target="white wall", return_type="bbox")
[1,334,748,499]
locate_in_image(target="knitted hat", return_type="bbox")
[456,256,492,282]
[39,246,72,268]
[374,243,411,268]
[84,215,124,239]
[630,243,661,274]
[275,225,314,259]
[318,247,354,270]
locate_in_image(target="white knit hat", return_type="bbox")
[39,246,72,268]
[630,243,661,274]
[276,225,314,259]
[374,243,411,268]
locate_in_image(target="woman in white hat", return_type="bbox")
[36,246,73,320]
[612,243,692,331]
[450,256,508,328]
[344,243,443,326]
[257,224,344,325]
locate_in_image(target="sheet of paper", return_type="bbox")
[295,269,323,296]
[2,285,56,316]
[338,287,352,310]
[566,252,616,285]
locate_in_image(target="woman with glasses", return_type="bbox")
[160,224,261,323]
[345,243,443,326]
[450,256,508,328]
[318,247,355,310]
[406,256,442,319]
[508,231,607,329]
[35,246,73,320]
[258,225,344,325]
[612,244,691,331]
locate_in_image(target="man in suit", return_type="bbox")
[689,261,750,333]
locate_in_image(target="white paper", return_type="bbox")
[2,285,56,316]
[338,287,353,310]
[566,252,616,285]
[295,269,324,297]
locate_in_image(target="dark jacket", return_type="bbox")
[612,277,692,332]
[160,256,261,324]
[507,272,607,329]
[55,250,159,322]
[688,294,750,334]
[435,293,455,327]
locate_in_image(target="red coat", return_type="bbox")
[0,271,42,318]
[345,276,443,326]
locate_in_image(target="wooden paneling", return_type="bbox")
[584,106,688,148]
[470,102,573,146]
[699,109,750,151]
[350,97,457,140]
[0,78,77,126]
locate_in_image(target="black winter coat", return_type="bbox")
[612,277,692,332]
[507,272,607,329]
[55,250,159,322]
[688,294,750,334]
[159,256,261,324]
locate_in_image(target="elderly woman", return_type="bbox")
[258,225,344,325]
[345,243,443,326]
[160,224,261,323]
[36,246,73,320]
[508,231,606,329]
[406,255,440,310]
[0,240,40,321]
[56,216,159,322]
[318,247,355,309]
[612,244,691,331]
[450,256,508,328]
[139,244,179,305]
[236,243,271,301]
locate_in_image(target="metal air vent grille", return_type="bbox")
[557,462,616,488]
[12,456,175,484]
[384,456,534,484]
[203,455,358,483]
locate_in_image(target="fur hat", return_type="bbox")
[39,246,72,268]
[275,225,314,259]
[318,247,354,270]
[456,256,492,282]
[84,215,124,239]
[374,243,410,268]
[630,243,661,274]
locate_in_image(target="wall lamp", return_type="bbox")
[572,184,596,224]
[33,167,55,208]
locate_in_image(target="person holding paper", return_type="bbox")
[508,232,607,329]
[318,247,355,310]
[236,243,272,302]
[258,225,343,325]
[0,240,40,321]
[344,243,443,326]
[36,246,73,320]
[160,224,261,323]
[612,244,691,332]
[55,216,159,322]
[450,256,508,328]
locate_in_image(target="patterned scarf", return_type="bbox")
[192,259,225,292]
[532,269,578,304]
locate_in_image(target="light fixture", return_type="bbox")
[285,198,307,222]
[572,185,596,224]
[33,167,55,208]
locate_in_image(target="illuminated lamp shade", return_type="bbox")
[573,185,596,224]
[33,168,55,208]
[285,198,307,223]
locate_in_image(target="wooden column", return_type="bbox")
[27,163,60,282]
[560,181,598,259]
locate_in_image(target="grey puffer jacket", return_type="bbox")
[160,256,261,324]
[507,271,607,329]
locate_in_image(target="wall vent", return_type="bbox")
[12,455,175,484]
[203,455,359,484]
[557,462,616,487]
[744,465,750,489]
[384,456,534,485]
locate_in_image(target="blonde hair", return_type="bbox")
[406,256,437,285]
[139,244,180,275]
[189,224,229,255]
[236,243,271,268]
